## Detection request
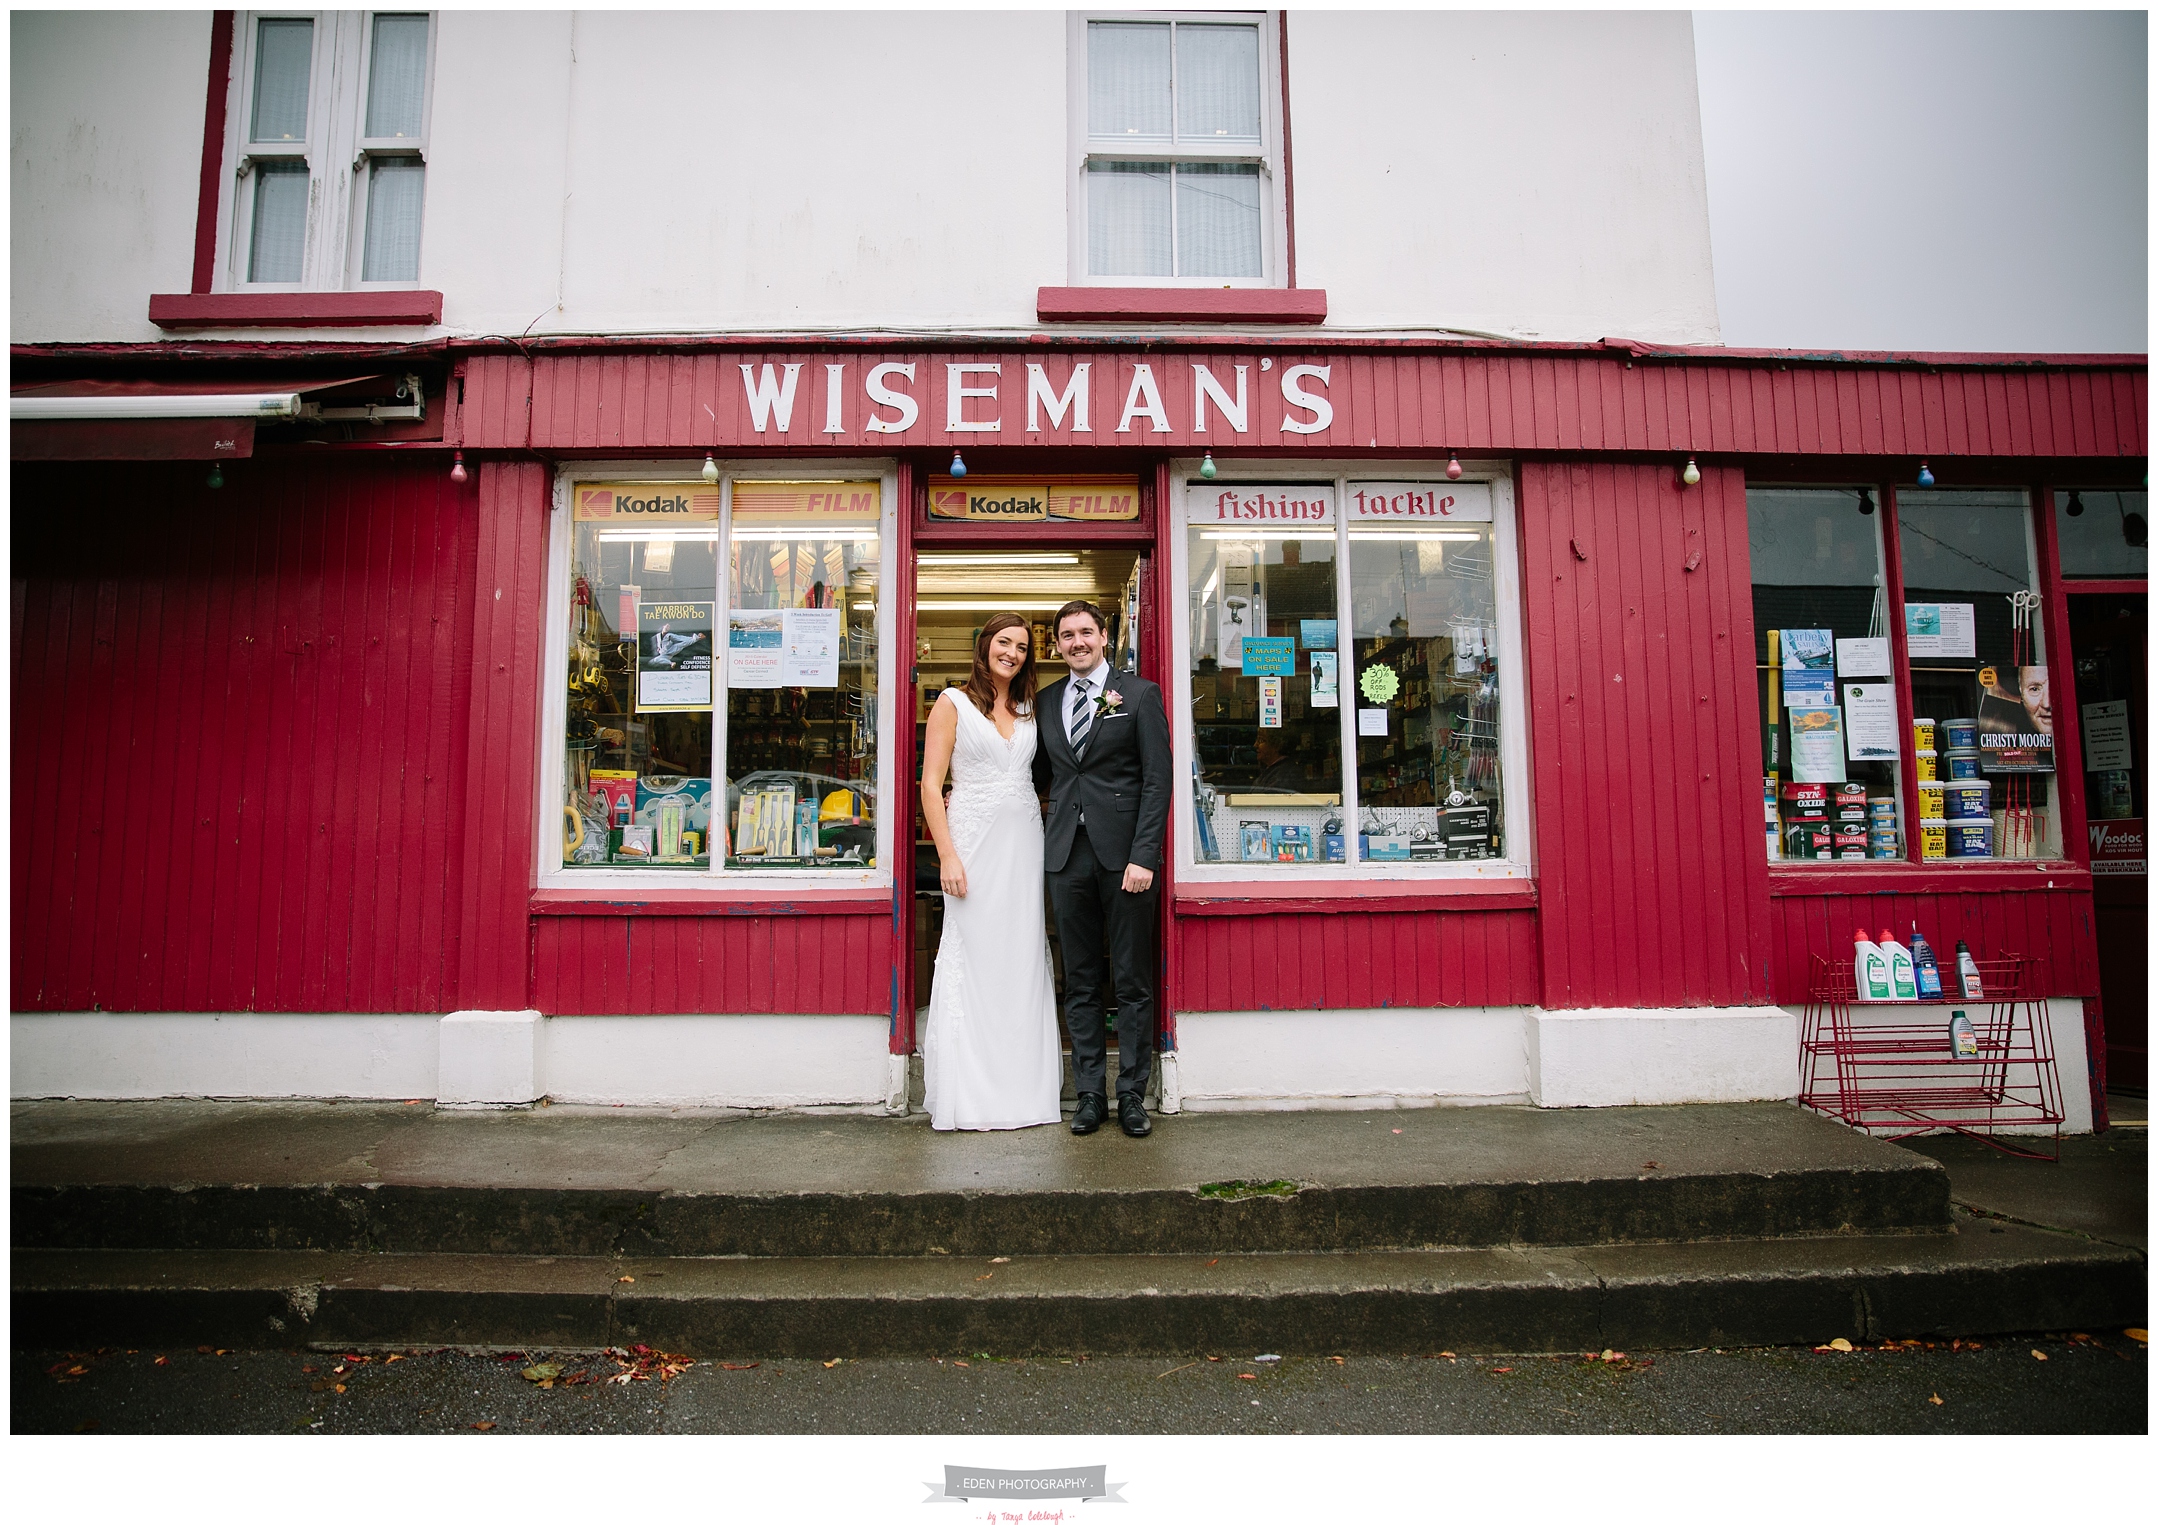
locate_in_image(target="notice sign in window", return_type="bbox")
[637,601,714,711]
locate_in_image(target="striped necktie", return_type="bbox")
[1068,675,1093,758]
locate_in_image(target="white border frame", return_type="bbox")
[536,458,900,894]
[1065,9,1288,287]
[1169,458,1535,884]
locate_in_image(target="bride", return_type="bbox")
[918,612,1063,1131]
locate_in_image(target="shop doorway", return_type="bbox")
[909,545,1147,1059]
[2068,589,2147,1091]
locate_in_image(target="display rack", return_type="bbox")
[1799,954,2063,1159]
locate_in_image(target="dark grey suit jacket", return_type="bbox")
[1032,668,1173,875]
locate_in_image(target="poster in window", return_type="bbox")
[1308,651,1339,708]
[1789,707,1848,783]
[1842,683,1899,760]
[2081,700,2133,771]
[1904,603,1976,658]
[1240,637,1295,676]
[728,610,783,688]
[1977,663,2055,773]
[635,601,713,711]
[781,607,842,687]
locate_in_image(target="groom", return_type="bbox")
[1033,599,1173,1138]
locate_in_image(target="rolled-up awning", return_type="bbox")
[10,375,424,460]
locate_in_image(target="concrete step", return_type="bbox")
[12,1102,1951,1258]
[13,1214,2141,1356]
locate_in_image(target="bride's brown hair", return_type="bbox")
[961,612,1037,719]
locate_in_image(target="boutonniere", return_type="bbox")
[1094,689,1125,717]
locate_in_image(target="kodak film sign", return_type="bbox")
[574,483,720,521]
[730,480,881,521]
[926,478,1139,522]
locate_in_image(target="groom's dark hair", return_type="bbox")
[1054,599,1108,636]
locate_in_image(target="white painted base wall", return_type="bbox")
[10,1001,2095,1131]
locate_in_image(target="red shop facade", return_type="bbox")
[11,336,2147,1119]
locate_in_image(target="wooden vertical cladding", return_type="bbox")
[531,912,891,1016]
[456,348,2148,461]
[11,456,477,1014]
[453,460,550,1013]
[1766,888,2099,1006]
[1168,908,1541,1013]
[1520,462,1772,1009]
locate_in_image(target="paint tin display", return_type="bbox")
[1945,820,1994,858]
[1868,798,1899,819]
[1942,780,1991,820]
[1916,781,1945,819]
[1913,748,1938,781]
[1912,718,1936,751]
[1920,822,1947,859]
[1945,749,1982,780]
[1944,717,1978,750]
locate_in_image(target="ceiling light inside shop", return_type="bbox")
[1345,530,1484,541]
[917,553,1080,566]
[1198,529,1333,540]
[595,528,719,543]
[731,528,881,542]
[916,600,1091,612]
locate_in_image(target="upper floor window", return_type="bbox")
[225,12,434,288]
[1074,13,1283,284]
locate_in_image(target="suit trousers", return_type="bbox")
[1048,825,1157,1100]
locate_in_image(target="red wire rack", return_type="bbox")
[1800,954,2064,1160]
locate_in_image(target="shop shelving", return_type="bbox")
[1799,954,2064,1160]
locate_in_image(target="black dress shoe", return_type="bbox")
[1070,1093,1107,1135]
[1118,1094,1152,1138]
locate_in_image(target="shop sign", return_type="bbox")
[731,480,880,521]
[574,483,720,521]
[2089,819,2144,876]
[925,478,1139,521]
[1347,481,1492,523]
[1192,484,1335,525]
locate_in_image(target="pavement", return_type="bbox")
[14,1335,2147,1435]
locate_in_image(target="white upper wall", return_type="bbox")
[11,10,1719,346]
[1290,10,1721,342]
[12,10,208,340]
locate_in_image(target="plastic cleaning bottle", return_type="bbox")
[1909,923,1943,999]
[1853,928,1888,1001]
[1954,940,1984,1000]
[1879,928,1917,1001]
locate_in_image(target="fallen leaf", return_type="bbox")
[953,1360,970,1368]
[1438,1351,1456,1360]
[989,1257,1010,1265]
[1643,1161,1660,1170]
[384,1354,403,1363]
[1491,1367,1514,1375]
[333,1383,347,1394]
[824,1359,841,1368]
[975,1273,994,1281]
[197,1346,214,1355]
[1237,1372,1257,1380]
[1828,1339,1854,1353]
[1207,1355,1221,1362]
[471,1421,495,1431]
[1929,1393,1944,1406]
[1391,1128,1403,1134]
[1329,1356,1345,1365]
[523,1363,562,1383]
[618,1276,635,1284]
[215,1349,230,1356]
[2031,1350,2048,1361]
[154,1356,170,1368]
[2125,1329,2148,1344]
[1206,1259,1219,1268]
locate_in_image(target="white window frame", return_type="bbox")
[1066,9,1288,287]
[1169,458,1535,885]
[537,459,901,894]
[217,11,437,292]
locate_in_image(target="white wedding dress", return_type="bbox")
[922,687,1063,1131]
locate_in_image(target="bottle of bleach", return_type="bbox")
[1853,928,1889,1001]
[1879,929,1918,1002]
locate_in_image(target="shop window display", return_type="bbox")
[1748,489,1905,865]
[721,483,881,870]
[1181,475,1515,872]
[2052,489,2147,579]
[1897,491,2056,862]
[556,477,880,875]
[561,481,720,869]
